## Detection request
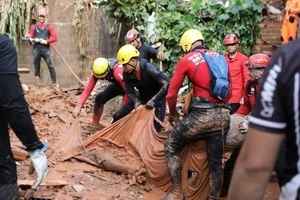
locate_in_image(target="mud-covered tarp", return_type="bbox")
[60,107,210,200]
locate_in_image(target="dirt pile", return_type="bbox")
[11,84,280,200]
[13,85,147,200]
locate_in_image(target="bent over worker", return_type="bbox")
[164,29,230,200]
[0,34,48,199]
[73,58,134,124]
[117,44,168,132]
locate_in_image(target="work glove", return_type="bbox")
[29,143,48,189]
[40,39,48,45]
[145,99,155,109]
[239,118,249,135]
[32,38,41,43]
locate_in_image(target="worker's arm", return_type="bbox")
[145,44,159,60]
[123,73,140,107]
[27,24,36,38]
[228,128,284,200]
[46,24,57,44]
[166,59,187,116]
[78,75,97,108]
[144,62,169,106]
[242,58,250,91]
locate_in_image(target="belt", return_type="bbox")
[191,97,230,109]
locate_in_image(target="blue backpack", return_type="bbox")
[201,51,229,100]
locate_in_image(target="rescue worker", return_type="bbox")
[116,44,168,132]
[223,33,249,114]
[0,34,48,199]
[26,8,58,87]
[73,58,134,124]
[164,29,230,200]
[228,37,300,200]
[222,53,271,196]
[236,53,271,115]
[125,28,165,62]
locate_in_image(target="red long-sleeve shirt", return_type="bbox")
[78,64,128,108]
[167,49,219,115]
[28,22,57,44]
[225,52,249,104]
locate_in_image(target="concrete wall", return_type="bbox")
[19,0,122,87]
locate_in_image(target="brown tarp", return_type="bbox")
[60,107,210,199]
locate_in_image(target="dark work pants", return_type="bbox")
[0,75,43,198]
[33,46,56,83]
[221,146,241,196]
[94,83,134,123]
[165,104,230,199]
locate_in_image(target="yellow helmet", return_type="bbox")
[117,44,140,65]
[179,29,204,52]
[92,57,109,78]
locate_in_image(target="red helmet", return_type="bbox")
[223,33,240,45]
[248,53,271,69]
[125,28,140,43]
[38,7,47,17]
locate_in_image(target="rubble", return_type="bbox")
[14,85,147,200]
[12,84,280,199]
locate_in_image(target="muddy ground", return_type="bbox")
[11,84,280,199]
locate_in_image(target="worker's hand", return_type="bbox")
[239,119,249,134]
[32,38,41,43]
[29,144,48,189]
[40,39,48,45]
[157,51,165,61]
[73,106,81,118]
[145,99,155,109]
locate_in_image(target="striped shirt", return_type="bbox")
[249,39,300,200]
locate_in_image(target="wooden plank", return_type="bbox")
[18,179,68,187]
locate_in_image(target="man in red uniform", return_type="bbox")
[224,33,249,114]
[236,54,270,116]
[164,29,230,200]
[222,53,271,197]
[26,8,58,87]
[73,58,133,124]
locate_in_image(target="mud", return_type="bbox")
[11,85,280,199]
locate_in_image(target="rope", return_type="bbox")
[52,45,85,86]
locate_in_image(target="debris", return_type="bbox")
[72,184,85,193]
[18,179,68,187]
